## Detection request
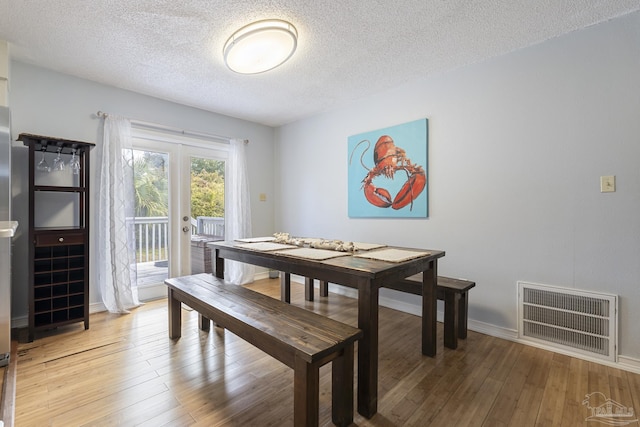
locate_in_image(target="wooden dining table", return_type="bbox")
[208,240,445,419]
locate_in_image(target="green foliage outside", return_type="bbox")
[134,154,168,217]
[190,158,225,218]
[133,152,225,218]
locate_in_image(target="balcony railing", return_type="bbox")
[196,216,225,237]
[133,216,224,263]
[134,216,168,263]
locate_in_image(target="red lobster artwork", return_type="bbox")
[350,135,426,210]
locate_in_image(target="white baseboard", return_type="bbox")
[90,301,107,314]
[9,315,26,329]
[137,283,167,302]
[468,319,519,341]
[618,355,640,372]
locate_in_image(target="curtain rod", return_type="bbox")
[95,110,241,144]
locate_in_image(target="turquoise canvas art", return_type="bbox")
[348,118,428,218]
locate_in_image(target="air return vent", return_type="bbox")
[518,282,617,362]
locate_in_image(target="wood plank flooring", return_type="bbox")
[11,278,640,426]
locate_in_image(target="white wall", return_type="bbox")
[275,12,640,361]
[10,61,276,320]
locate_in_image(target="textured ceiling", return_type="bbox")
[1,1,639,127]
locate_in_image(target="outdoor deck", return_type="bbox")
[137,261,168,287]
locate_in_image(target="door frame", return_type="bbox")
[131,128,229,300]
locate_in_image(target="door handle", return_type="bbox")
[182,226,190,232]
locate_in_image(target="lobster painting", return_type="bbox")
[348,119,428,218]
[351,135,426,211]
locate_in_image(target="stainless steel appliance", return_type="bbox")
[0,105,15,367]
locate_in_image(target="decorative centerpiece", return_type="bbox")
[273,232,356,252]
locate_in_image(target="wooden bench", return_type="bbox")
[165,273,362,427]
[308,274,475,350]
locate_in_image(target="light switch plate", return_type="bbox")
[600,175,615,193]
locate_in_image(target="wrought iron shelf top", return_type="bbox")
[18,133,95,154]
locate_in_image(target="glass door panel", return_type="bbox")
[131,149,170,289]
[180,147,227,277]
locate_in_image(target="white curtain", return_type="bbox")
[96,115,141,313]
[225,139,255,284]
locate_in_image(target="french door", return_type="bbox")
[132,134,228,300]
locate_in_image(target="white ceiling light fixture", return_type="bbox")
[223,19,298,74]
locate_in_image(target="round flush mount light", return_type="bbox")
[223,19,298,74]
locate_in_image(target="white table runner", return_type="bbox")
[353,242,386,251]
[235,242,298,251]
[354,248,431,262]
[272,248,352,260]
[235,236,276,243]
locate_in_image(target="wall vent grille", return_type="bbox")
[517,282,617,362]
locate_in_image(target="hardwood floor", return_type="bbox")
[12,278,640,426]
